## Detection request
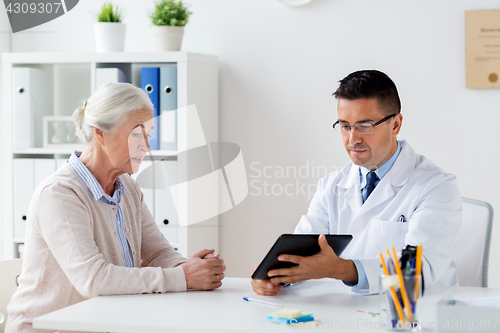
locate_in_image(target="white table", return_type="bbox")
[33,278,500,332]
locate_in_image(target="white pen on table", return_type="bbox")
[243,297,282,307]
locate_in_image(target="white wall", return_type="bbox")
[1,0,499,287]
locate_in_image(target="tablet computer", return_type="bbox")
[251,234,353,280]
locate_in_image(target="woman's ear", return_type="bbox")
[94,127,105,145]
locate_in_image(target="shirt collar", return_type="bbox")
[68,151,125,202]
[359,140,402,188]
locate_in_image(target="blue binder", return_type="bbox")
[141,67,160,150]
[159,66,178,150]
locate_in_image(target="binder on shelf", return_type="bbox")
[34,159,56,187]
[13,158,56,240]
[155,160,178,244]
[132,158,155,217]
[13,159,34,240]
[12,67,49,150]
[18,244,25,258]
[133,158,178,243]
[141,67,160,150]
[95,68,128,90]
[159,66,178,151]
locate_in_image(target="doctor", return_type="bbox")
[251,70,461,296]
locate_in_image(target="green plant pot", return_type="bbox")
[94,22,126,52]
[153,26,184,51]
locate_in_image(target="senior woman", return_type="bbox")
[6,83,226,333]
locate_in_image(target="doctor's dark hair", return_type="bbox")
[333,70,401,116]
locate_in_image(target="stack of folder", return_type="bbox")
[141,67,178,151]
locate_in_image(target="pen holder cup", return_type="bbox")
[379,274,422,332]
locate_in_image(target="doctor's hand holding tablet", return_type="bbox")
[251,234,353,296]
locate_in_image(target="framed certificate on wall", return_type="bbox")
[465,10,500,88]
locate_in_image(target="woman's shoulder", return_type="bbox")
[35,164,143,204]
[35,162,89,198]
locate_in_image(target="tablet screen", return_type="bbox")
[251,234,353,280]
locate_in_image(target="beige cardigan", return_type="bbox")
[6,162,187,333]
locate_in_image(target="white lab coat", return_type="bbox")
[295,141,462,294]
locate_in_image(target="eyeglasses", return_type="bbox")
[332,114,397,135]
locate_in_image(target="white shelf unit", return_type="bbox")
[2,52,219,260]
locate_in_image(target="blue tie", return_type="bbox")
[363,171,379,203]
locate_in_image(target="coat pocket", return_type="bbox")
[364,219,409,256]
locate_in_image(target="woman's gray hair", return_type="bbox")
[73,82,154,144]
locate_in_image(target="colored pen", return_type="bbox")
[411,258,416,311]
[243,297,282,307]
[405,260,411,275]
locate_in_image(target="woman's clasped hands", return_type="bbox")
[182,249,226,290]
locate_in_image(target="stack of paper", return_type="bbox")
[456,296,500,308]
[436,295,500,332]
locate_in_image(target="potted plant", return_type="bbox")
[149,0,192,51]
[94,3,126,52]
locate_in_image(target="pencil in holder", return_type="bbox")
[379,273,422,332]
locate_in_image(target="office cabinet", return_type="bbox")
[12,158,56,240]
[2,52,219,259]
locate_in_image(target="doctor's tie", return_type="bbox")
[363,171,379,203]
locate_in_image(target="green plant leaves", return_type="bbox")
[97,2,122,23]
[149,0,191,27]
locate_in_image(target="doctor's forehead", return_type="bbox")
[337,118,375,123]
[337,98,384,121]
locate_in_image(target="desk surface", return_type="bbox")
[33,278,500,333]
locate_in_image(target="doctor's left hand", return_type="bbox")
[267,234,358,285]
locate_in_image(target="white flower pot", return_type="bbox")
[94,22,126,52]
[153,26,184,52]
